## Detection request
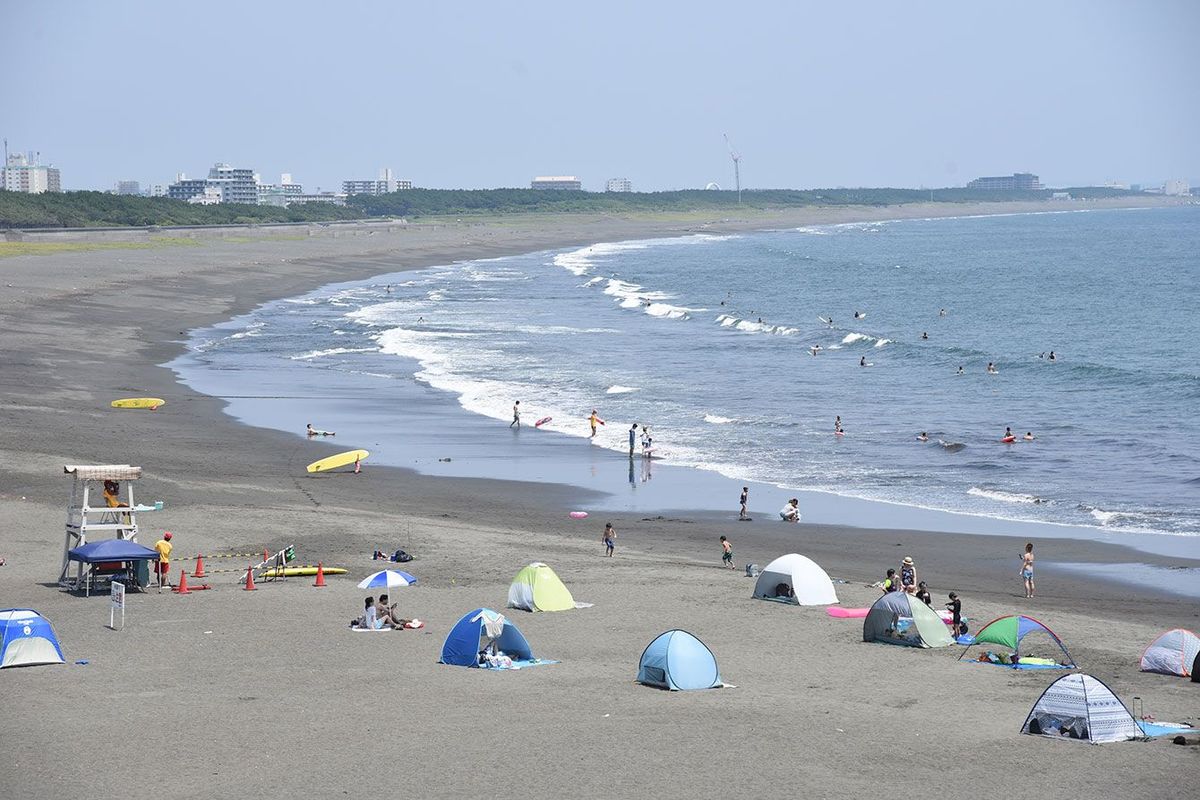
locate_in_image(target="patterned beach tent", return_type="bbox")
[507,562,574,612]
[0,609,65,669]
[1020,673,1142,744]
[752,553,839,606]
[637,630,722,691]
[959,615,1075,668]
[1139,628,1200,677]
[862,592,954,648]
[439,608,533,668]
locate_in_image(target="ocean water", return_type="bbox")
[174,206,1200,542]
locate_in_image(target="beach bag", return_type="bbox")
[392,549,413,563]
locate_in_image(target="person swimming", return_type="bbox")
[1023,432,1036,441]
[810,345,821,355]
[917,432,928,442]
[956,366,964,375]
[987,362,997,374]
[835,416,844,434]
[860,356,866,367]
[939,308,947,317]
[853,310,863,319]
[1048,351,1056,361]
[921,331,928,340]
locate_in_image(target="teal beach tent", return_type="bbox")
[637,630,722,691]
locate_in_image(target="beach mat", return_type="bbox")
[1138,721,1199,737]
[826,607,867,618]
[481,658,559,671]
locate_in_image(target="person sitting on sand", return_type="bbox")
[306,423,335,437]
[779,498,800,523]
[881,568,898,593]
[915,581,932,606]
[356,596,378,629]
[375,594,413,629]
[900,556,917,594]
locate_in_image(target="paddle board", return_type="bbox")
[258,566,348,578]
[307,449,369,473]
[535,416,552,427]
[1000,436,1015,444]
[111,397,165,410]
[835,430,845,436]
[817,316,832,325]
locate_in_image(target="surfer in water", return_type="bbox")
[835,416,844,435]
[939,308,947,317]
[854,310,863,319]
[810,344,822,356]
[1023,431,1036,441]
[1004,426,1014,440]
[987,362,998,374]
[921,331,928,340]
[859,356,866,367]
[306,423,335,437]
[917,432,929,442]
[1048,351,1056,361]
[957,366,965,375]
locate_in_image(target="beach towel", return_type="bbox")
[1138,721,1198,737]
[480,658,559,671]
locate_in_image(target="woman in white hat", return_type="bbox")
[900,556,917,594]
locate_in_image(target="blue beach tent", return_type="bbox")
[439,608,533,667]
[637,630,722,691]
[0,609,66,668]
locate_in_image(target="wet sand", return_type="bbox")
[1,202,1196,798]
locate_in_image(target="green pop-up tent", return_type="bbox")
[959,614,1075,668]
[506,562,575,612]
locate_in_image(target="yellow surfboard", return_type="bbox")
[306,449,369,473]
[258,566,348,578]
[111,397,166,410]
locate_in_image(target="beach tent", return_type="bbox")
[439,608,533,668]
[0,609,65,669]
[507,562,574,612]
[1139,628,1200,677]
[960,615,1075,668]
[637,630,722,691]
[1020,673,1142,744]
[66,539,160,595]
[862,592,954,648]
[751,553,839,606]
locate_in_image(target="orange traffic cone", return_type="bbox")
[354,457,361,474]
[313,562,327,588]
[174,568,192,594]
[244,565,257,591]
[263,547,269,563]
[192,554,207,578]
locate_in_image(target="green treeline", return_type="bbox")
[1,186,1139,229]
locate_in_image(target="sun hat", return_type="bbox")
[902,556,913,565]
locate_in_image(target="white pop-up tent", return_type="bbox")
[1139,628,1200,677]
[1021,673,1142,744]
[752,553,839,606]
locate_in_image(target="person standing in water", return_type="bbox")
[835,416,844,434]
[510,400,521,428]
[628,423,638,457]
[1020,542,1036,598]
[589,410,600,438]
[603,522,616,557]
[738,486,750,520]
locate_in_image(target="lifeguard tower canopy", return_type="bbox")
[60,465,144,588]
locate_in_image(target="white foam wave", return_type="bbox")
[1090,508,1120,525]
[874,338,892,348]
[290,347,376,361]
[704,414,735,424]
[606,385,639,394]
[842,333,873,344]
[968,487,1043,505]
[715,313,798,336]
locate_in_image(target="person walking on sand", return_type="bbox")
[603,522,616,557]
[739,486,750,520]
[510,400,521,428]
[153,531,173,589]
[589,410,601,438]
[900,556,917,594]
[1020,542,1036,598]
[628,423,639,457]
[720,535,735,569]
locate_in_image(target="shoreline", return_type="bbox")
[3,199,1198,798]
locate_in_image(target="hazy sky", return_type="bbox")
[3,1,1196,192]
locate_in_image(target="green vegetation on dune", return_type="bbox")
[0,186,1143,229]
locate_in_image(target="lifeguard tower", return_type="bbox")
[59,464,143,587]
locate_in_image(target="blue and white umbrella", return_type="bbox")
[358,569,417,590]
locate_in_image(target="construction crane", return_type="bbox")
[724,133,742,204]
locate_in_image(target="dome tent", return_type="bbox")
[439,608,533,668]
[751,553,839,606]
[862,592,953,648]
[0,609,65,669]
[507,562,574,612]
[637,630,722,691]
[959,615,1075,669]
[1139,628,1200,677]
[1020,673,1142,744]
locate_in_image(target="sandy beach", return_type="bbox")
[2,200,1197,798]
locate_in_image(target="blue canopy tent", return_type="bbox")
[67,539,159,596]
[439,608,533,668]
[637,630,723,691]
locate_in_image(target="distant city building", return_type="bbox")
[204,163,257,204]
[258,173,306,206]
[605,178,633,193]
[1102,181,1130,190]
[342,168,412,196]
[966,173,1042,191]
[1050,192,1072,201]
[115,180,141,196]
[3,152,62,194]
[148,184,167,197]
[167,177,209,202]
[187,187,224,205]
[286,192,348,206]
[531,176,582,190]
[1163,179,1190,196]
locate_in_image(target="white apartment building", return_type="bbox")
[531,176,582,190]
[1163,179,1190,196]
[3,153,62,193]
[342,168,412,196]
[605,178,633,192]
